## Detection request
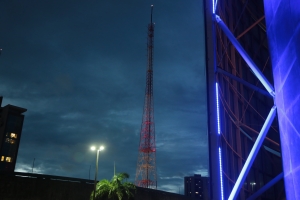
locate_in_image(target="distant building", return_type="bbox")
[184,174,209,200]
[0,97,27,172]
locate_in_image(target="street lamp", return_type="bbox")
[91,145,105,200]
[250,182,256,191]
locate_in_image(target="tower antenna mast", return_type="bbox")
[135,5,157,189]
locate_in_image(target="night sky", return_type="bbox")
[0,0,207,193]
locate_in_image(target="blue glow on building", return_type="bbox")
[212,0,218,14]
[216,83,221,135]
[216,82,224,199]
[264,1,300,199]
[228,106,277,200]
[219,147,224,200]
[214,0,218,13]
[213,15,275,97]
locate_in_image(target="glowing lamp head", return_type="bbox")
[91,145,104,151]
[100,146,104,151]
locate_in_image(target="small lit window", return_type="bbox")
[195,192,198,194]
[6,157,12,162]
[10,139,15,144]
[1,156,4,161]
[11,133,17,139]
[5,138,10,143]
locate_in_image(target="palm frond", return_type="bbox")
[90,172,136,200]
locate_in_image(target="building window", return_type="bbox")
[5,138,16,144]
[1,156,4,161]
[11,133,17,139]
[6,157,12,162]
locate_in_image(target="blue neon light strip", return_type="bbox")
[213,15,275,97]
[216,82,224,199]
[228,105,277,200]
[214,0,218,13]
[219,147,224,200]
[212,0,218,13]
[216,83,221,134]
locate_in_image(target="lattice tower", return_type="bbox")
[135,5,157,189]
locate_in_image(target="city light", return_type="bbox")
[216,82,224,200]
[219,147,224,200]
[91,146,104,152]
[216,83,221,135]
[212,0,218,13]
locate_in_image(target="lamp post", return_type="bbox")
[250,182,256,191]
[91,145,104,200]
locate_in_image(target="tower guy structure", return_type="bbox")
[135,5,157,189]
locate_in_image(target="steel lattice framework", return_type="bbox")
[204,0,285,199]
[135,5,157,189]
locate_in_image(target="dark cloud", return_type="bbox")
[0,0,207,193]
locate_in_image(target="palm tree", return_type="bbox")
[91,173,136,200]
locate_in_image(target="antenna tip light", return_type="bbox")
[151,5,153,7]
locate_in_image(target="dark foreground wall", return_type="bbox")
[135,187,191,200]
[0,172,190,200]
[0,172,94,200]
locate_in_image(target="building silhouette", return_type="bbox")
[204,0,286,199]
[184,174,209,200]
[0,97,26,172]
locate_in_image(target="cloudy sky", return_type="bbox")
[0,0,207,193]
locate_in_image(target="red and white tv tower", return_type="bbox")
[135,5,157,189]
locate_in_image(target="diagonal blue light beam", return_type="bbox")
[212,0,218,13]
[213,14,275,97]
[216,68,272,97]
[228,105,277,200]
[247,172,283,200]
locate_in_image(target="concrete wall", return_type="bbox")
[0,172,191,200]
[264,0,300,199]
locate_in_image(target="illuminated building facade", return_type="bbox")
[0,97,27,172]
[203,0,287,199]
[264,1,300,199]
